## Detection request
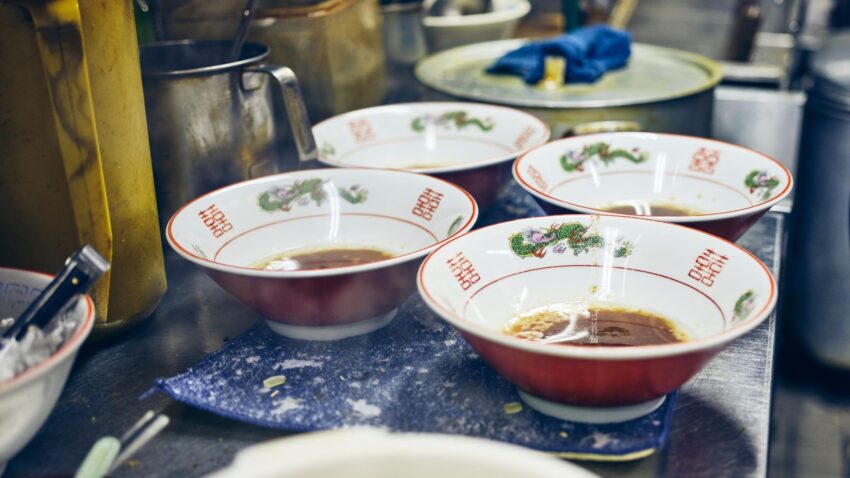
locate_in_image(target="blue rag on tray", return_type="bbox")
[487,25,631,84]
[154,184,676,461]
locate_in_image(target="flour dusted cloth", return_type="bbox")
[155,297,676,460]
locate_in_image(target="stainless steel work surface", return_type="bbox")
[4,212,784,478]
[4,62,786,477]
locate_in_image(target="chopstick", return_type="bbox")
[109,412,170,473]
[74,410,170,478]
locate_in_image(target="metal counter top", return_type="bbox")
[5,211,783,478]
[6,63,785,477]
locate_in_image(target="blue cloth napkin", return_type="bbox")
[487,25,632,84]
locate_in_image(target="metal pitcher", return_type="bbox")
[140,40,317,224]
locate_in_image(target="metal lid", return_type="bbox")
[415,39,722,109]
[810,32,850,109]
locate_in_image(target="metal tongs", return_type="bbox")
[2,245,109,340]
[75,410,170,478]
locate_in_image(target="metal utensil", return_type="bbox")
[229,0,259,62]
[2,245,109,340]
[74,411,170,478]
[109,411,170,473]
[141,40,317,227]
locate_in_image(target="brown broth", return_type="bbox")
[504,304,687,346]
[602,202,701,217]
[255,246,394,271]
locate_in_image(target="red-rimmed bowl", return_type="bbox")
[0,268,95,473]
[167,168,478,341]
[417,214,776,423]
[313,102,550,209]
[513,133,792,241]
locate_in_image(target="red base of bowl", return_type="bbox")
[436,161,512,211]
[535,200,767,242]
[463,332,720,406]
[206,260,420,326]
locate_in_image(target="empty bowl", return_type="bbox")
[422,0,532,53]
[208,428,599,477]
[513,132,793,241]
[313,102,550,209]
[417,214,776,423]
[167,168,477,341]
[0,267,95,474]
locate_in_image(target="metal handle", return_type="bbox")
[246,65,318,164]
[3,245,109,340]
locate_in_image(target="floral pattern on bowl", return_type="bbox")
[744,170,780,201]
[560,142,648,173]
[258,179,368,213]
[319,142,336,159]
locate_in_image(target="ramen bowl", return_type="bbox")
[513,133,792,241]
[422,0,532,53]
[314,102,550,209]
[0,268,95,474]
[417,214,776,423]
[209,428,598,477]
[168,168,477,341]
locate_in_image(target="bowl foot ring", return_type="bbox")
[518,390,666,424]
[265,308,398,341]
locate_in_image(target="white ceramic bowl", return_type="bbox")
[207,429,599,478]
[513,132,793,241]
[167,168,477,341]
[422,0,531,53]
[314,102,549,208]
[0,268,95,474]
[417,214,776,423]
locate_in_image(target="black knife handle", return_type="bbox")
[3,245,109,340]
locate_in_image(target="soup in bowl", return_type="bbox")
[417,215,776,423]
[314,102,550,209]
[513,133,792,241]
[168,168,477,341]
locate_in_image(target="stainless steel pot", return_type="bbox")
[415,40,723,137]
[140,40,316,224]
[786,32,850,368]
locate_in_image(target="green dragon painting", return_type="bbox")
[258,178,368,212]
[560,142,648,173]
[509,222,634,259]
[411,111,495,133]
